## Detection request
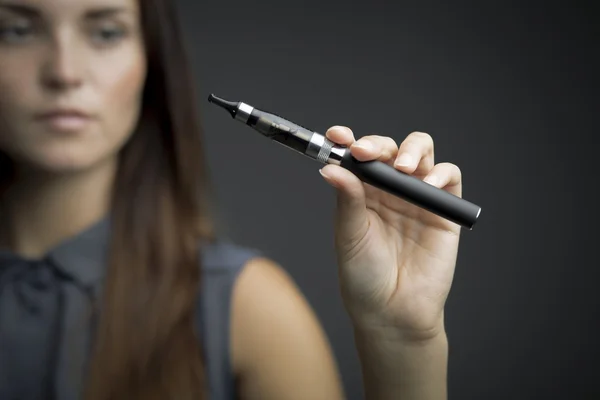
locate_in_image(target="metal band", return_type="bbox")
[317,137,334,164]
[306,132,323,159]
[235,102,254,124]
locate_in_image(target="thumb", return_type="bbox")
[319,164,370,252]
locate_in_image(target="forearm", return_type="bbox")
[353,326,448,400]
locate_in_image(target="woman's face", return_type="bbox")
[0,0,146,173]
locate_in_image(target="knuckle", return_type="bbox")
[358,134,375,141]
[364,134,396,143]
[403,132,433,151]
[410,131,432,140]
[385,136,398,148]
[329,125,353,135]
[355,136,372,146]
[440,162,461,178]
[363,134,382,141]
[376,135,398,151]
[360,135,397,150]
[410,131,434,147]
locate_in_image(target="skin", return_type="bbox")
[0,0,465,398]
[320,128,459,399]
[0,0,146,256]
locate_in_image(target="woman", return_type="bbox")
[0,0,463,399]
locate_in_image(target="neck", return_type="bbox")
[0,158,118,259]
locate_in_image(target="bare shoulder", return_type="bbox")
[230,256,345,400]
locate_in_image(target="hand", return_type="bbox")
[319,127,463,342]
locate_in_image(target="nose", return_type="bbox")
[41,40,84,91]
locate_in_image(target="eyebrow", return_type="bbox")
[85,7,130,20]
[0,2,130,19]
[0,3,40,17]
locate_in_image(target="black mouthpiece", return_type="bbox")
[208,94,239,118]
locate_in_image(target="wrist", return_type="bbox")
[352,322,449,399]
[354,325,448,352]
[351,314,447,346]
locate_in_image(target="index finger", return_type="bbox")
[325,126,355,146]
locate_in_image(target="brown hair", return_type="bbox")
[83,0,215,399]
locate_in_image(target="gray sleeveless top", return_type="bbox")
[0,217,262,400]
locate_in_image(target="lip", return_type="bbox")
[36,108,93,119]
[35,109,94,132]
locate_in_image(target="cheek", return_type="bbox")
[0,58,38,137]
[96,48,147,147]
[0,59,43,169]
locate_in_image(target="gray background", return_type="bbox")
[178,0,598,398]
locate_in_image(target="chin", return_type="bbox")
[38,157,100,174]
[20,145,114,175]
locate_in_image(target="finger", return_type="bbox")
[325,126,355,146]
[394,131,435,177]
[422,162,462,197]
[319,164,370,249]
[350,135,399,163]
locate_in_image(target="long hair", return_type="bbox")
[83,0,216,399]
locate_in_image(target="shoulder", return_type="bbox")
[196,237,300,313]
[229,256,345,399]
[195,238,343,399]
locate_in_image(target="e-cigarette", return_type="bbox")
[207,94,482,230]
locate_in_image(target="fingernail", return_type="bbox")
[395,153,412,167]
[319,168,338,187]
[319,168,331,180]
[353,141,374,152]
[424,175,438,186]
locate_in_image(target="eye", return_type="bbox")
[0,22,34,43]
[91,25,127,45]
